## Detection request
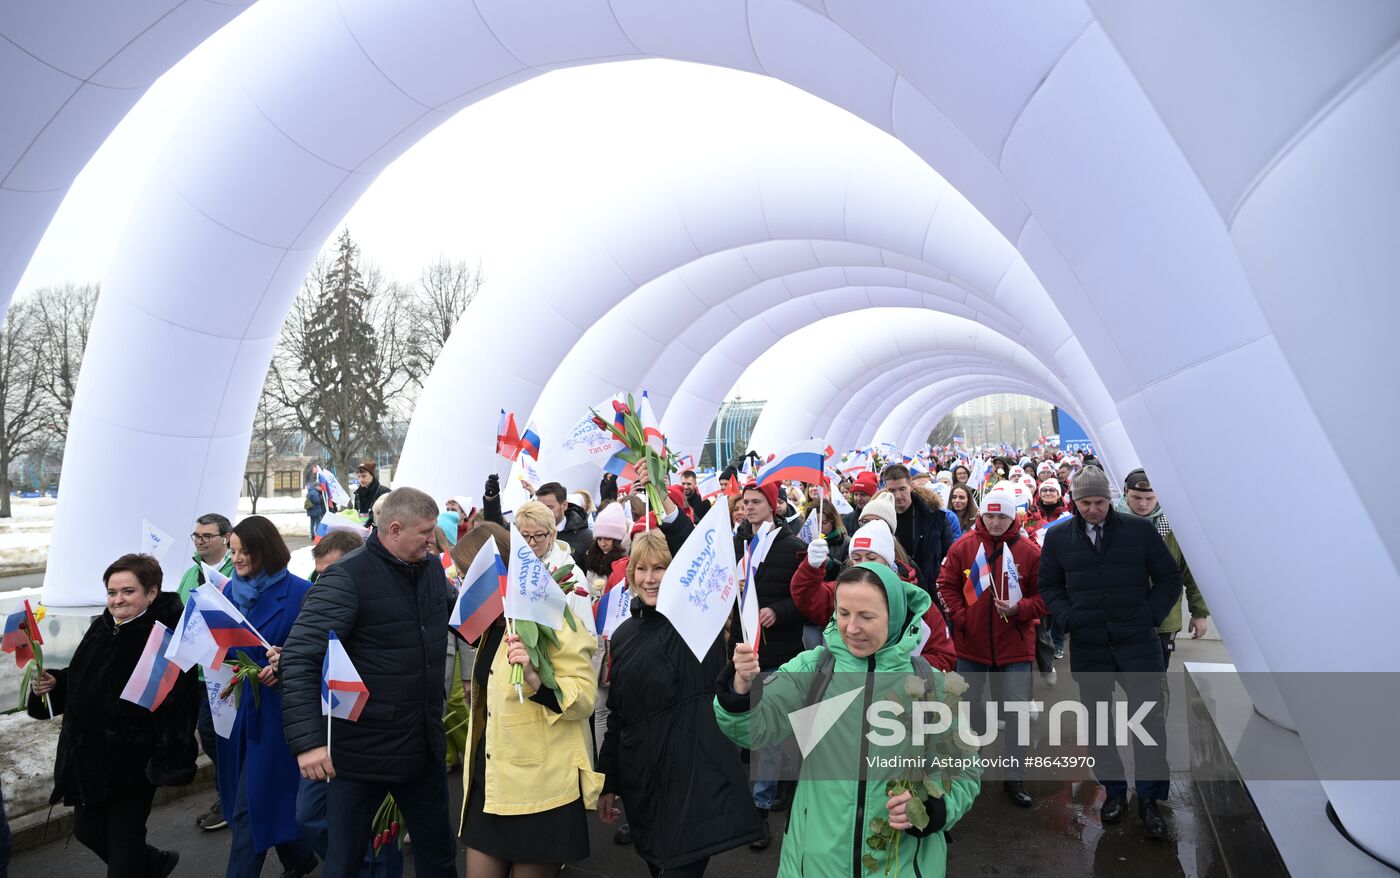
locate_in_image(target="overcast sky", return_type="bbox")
[16,19,918,402]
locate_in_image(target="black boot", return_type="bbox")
[613,823,633,845]
[1100,794,1127,824]
[1003,780,1033,807]
[1139,799,1168,839]
[749,810,772,851]
[157,850,180,877]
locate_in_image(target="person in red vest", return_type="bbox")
[936,484,1045,808]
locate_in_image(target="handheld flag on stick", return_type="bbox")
[141,519,175,561]
[317,468,352,508]
[452,538,507,643]
[760,440,827,487]
[1,599,42,667]
[323,630,370,773]
[1002,550,1022,609]
[594,577,632,640]
[496,410,523,461]
[504,526,567,630]
[120,622,182,711]
[963,544,995,610]
[796,509,821,544]
[655,500,740,662]
[193,585,271,669]
[519,422,542,462]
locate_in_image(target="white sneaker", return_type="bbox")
[1042,667,1058,688]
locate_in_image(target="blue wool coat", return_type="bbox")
[215,571,313,853]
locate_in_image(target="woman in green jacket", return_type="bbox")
[715,563,981,877]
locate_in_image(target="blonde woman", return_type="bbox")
[597,531,761,875]
[458,506,602,877]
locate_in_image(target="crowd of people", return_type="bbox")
[23,443,1207,876]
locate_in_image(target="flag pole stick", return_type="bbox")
[326,710,332,783]
[506,616,523,703]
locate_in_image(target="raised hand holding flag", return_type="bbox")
[656,499,740,662]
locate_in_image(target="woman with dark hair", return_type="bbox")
[217,516,318,878]
[948,484,978,535]
[583,503,629,582]
[951,464,971,486]
[29,553,199,877]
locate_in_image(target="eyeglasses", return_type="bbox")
[519,532,552,545]
[191,533,224,543]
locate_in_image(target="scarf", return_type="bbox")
[228,567,289,615]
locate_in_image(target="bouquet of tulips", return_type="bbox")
[369,794,403,858]
[217,651,264,709]
[590,393,673,521]
[14,602,50,714]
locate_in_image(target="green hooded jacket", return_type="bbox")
[715,563,981,877]
[1113,500,1209,633]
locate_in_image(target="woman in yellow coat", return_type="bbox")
[458,511,603,878]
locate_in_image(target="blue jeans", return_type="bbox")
[227,767,316,878]
[321,760,457,878]
[1049,614,1066,650]
[310,515,323,540]
[297,779,403,878]
[955,659,1034,781]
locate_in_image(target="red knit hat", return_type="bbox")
[742,480,780,514]
[850,471,879,497]
[667,485,691,520]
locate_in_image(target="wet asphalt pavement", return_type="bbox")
[11,638,1232,877]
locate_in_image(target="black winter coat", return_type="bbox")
[29,591,200,806]
[900,494,955,588]
[598,606,762,866]
[1038,507,1183,672]
[280,533,455,782]
[557,502,593,571]
[353,478,392,527]
[733,521,807,670]
[686,492,712,521]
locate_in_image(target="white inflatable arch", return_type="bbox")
[11,0,1397,860]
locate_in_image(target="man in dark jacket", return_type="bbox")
[534,481,593,570]
[351,460,391,528]
[1039,466,1182,840]
[881,464,954,586]
[280,487,458,878]
[680,469,712,520]
[731,480,806,845]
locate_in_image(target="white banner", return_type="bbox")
[550,396,626,472]
[204,664,237,739]
[141,518,175,561]
[504,525,567,629]
[656,500,740,662]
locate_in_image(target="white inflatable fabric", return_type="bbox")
[9,1,1398,861]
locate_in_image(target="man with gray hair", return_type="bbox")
[280,487,459,878]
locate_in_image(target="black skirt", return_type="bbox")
[458,626,590,863]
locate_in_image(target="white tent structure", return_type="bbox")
[3,0,1397,864]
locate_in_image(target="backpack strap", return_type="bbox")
[802,646,838,708]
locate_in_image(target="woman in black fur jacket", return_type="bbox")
[29,553,200,877]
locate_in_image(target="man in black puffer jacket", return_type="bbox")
[280,487,458,878]
[1039,466,1182,841]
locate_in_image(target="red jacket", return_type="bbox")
[789,558,957,671]
[936,519,1045,666]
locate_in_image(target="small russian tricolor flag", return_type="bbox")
[519,422,542,461]
[594,579,632,640]
[963,544,995,608]
[759,440,827,487]
[322,630,369,722]
[451,538,507,643]
[1,599,41,668]
[120,621,182,711]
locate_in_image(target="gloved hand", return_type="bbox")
[807,537,829,568]
[484,473,500,499]
[599,473,618,503]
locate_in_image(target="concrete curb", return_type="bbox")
[0,566,44,578]
[8,759,217,855]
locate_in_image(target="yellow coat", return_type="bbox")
[459,616,603,823]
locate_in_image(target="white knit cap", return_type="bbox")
[858,492,897,532]
[981,486,1018,518]
[849,520,897,569]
